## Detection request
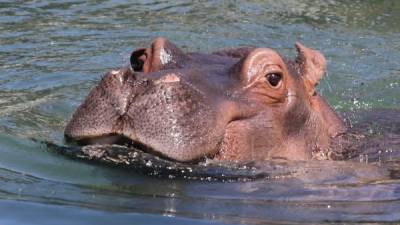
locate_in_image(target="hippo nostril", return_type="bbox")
[130,49,146,72]
[131,58,144,72]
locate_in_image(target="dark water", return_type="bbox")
[1,1,400,224]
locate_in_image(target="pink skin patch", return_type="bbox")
[156,73,181,83]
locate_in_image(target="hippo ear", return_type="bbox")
[295,43,347,137]
[130,38,187,73]
[295,42,326,96]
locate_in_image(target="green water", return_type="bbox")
[0,1,399,224]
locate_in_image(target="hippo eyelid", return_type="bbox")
[242,75,264,90]
[239,48,287,88]
[242,66,283,90]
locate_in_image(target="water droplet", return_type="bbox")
[378,150,382,165]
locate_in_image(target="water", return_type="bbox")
[1,0,400,224]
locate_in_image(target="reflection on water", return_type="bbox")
[0,0,400,224]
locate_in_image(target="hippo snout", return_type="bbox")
[65,68,236,162]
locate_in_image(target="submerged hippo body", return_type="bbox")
[65,38,347,162]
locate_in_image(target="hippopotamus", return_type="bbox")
[64,37,348,163]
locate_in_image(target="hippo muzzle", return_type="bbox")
[65,67,242,162]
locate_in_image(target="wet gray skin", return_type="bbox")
[65,38,346,162]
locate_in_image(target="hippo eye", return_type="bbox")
[266,73,282,87]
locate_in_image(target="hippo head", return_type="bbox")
[65,38,346,162]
